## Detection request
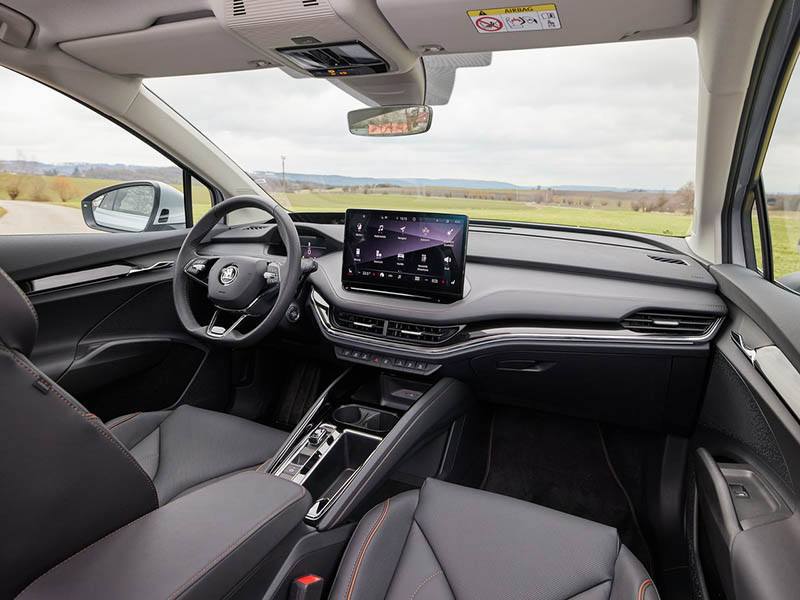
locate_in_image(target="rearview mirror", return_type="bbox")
[348,105,433,137]
[81,181,186,233]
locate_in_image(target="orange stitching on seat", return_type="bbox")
[345,499,390,600]
[107,412,141,429]
[166,488,307,599]
[638,578,654,600]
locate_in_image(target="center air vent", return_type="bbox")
[621,311,718,337]
[232,0,246,16]
[386,320,461,344]
[331,309,461,345]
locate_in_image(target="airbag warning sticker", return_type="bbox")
[467,4,561,33]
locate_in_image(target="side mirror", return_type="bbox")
[81,181,185,233]
[347,105,433,137]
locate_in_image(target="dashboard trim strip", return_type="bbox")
[310,288,724,358]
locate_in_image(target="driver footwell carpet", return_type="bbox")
[481,406,654,574]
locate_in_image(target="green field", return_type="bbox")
[283,191,800,277]
[284,192,694,236]
[2,174,799,278]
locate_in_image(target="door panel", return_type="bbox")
[692,284,800,599]
[0,233,230,421]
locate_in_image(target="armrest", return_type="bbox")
[19,471,311,600]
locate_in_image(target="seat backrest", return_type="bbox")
[0,268,159,598]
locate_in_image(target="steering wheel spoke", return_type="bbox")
[205,310,249,340]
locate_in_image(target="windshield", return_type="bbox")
[147,38,698,236]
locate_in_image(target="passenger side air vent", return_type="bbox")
[386,320,461,344]
[331,309,461,345]
[621,311,718,337]
[647,254,688,266]
[232,0,246,16]
[301,0,320,6]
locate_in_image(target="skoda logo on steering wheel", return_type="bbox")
[219,264,239,286]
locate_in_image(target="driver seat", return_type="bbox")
[0,267,288,597]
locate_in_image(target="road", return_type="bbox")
[0,200,96,235]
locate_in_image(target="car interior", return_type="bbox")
[2,1,800,599]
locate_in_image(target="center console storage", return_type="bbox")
[268,368,475,528]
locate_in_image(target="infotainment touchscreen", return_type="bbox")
[342,209,468,302]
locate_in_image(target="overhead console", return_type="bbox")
[277,41,388,77]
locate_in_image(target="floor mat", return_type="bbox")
[481,406,654,573]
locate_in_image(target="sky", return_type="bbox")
[1,37,703,190]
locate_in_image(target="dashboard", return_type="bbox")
[200,213,729,433]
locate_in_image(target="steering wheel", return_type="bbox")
[173,195,301,346]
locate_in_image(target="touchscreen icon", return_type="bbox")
[375,250,382,259]
[377,224,384,233]
[422,226,430,236]
[446,228,454,236]
[355,248,361,257]
[356,223,363,232]
[420,253,427,263]
[397,253,404,261]
[400,225,406,233]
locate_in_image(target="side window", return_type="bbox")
[0,67,214,235]
[761,59,800,286]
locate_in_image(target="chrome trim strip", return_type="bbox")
[311,288,723,358]
[127,260,174,276]
[731,332,800,419]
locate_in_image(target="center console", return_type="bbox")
[267,368,474,528]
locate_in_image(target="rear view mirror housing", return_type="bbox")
[348,105,433,137]
[81,181,185,233]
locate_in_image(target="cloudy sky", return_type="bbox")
[1,38,703,189]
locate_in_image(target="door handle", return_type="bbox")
[730,331,757,364]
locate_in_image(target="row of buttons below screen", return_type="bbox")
[336,347,433,372]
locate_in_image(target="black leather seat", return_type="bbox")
[329,478,660,600]
[106,406,287,503]
[0,267,288,596]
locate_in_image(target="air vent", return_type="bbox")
[621,311,718,337]
[647,254,688,266]
[232,0,246,16]
[242,224,269,231]
[302,0,320,6]
[386,320,461,344]
[331,309,461,345]
[332,310,387,335]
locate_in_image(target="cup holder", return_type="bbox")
[333,404,399,433]
[332,405,363,426]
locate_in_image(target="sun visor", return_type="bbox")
[60,17,274,77]
[377,0,694,54]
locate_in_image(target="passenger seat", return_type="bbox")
[329,478,659,599]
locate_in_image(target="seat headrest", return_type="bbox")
[0,267,37,356]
